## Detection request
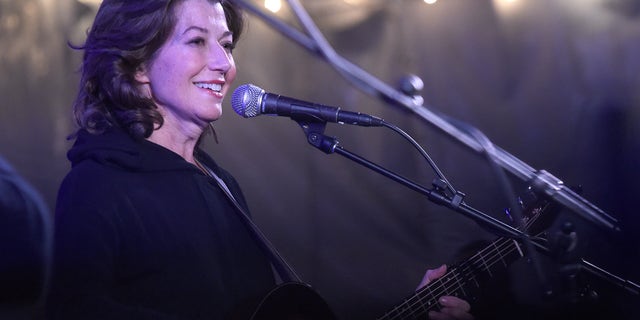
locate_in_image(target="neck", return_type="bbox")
[146,122,203,164]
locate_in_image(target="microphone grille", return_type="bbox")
[231,83,264,118]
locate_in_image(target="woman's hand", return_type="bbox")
[417,265,474,320]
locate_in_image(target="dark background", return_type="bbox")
[1,0,639,318]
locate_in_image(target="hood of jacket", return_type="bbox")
[67,128,196,173]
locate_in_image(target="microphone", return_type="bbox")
[231,84,384,127]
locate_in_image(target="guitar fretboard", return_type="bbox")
[377,236,525,320]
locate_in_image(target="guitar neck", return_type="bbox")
[378,236,525,320]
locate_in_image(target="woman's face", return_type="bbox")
[136,0,236,132]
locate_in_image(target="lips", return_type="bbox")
[194,82,222,92]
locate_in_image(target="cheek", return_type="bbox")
[147,67,185,105]
[152,60,191,92]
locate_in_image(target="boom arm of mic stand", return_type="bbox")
[301,122,529,244]
[303,122,640,297]
[233,0,620,233]
[579,258,640,296]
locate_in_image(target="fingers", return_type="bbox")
[427,264,448,281]
[428,308,474,320]
[417,264,447,290]
[440,296,471,313]
[416,265,474,320]
[428,296,474,320]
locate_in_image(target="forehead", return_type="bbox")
[172,0,228,32]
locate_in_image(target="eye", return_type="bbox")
[188,37,206,46]
[221,41,235,53]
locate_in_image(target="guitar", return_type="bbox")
[376,189,558,320]
[249,190,554,320]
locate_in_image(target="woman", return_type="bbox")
[48,0,472,319]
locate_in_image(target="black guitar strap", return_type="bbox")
[201,163,301,284]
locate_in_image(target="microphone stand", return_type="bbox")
[297,119,640,298]
[234,0,619,233]
[299,120,526,241]
[235,0,638,303]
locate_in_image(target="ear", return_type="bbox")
[134,64,150,84]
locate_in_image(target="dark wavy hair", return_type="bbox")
[72,0,244,139]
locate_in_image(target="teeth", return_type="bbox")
[195,82,222,92]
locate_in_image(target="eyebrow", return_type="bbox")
[182,26,233,39]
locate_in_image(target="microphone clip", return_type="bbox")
[296,120,339,154]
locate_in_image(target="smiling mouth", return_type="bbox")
[194,82,223,93]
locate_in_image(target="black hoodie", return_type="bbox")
[47,128,275,319]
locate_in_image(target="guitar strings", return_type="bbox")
[379,207,547,320]
[379,209,547,320]
[379,237,519,319]
[383,238,518,319]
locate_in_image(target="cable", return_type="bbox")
[380,120,457,197]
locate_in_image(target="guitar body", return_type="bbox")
[249,282,337,320]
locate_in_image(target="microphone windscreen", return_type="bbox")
[231,84,264,118]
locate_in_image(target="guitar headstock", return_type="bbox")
[504,186,560,236]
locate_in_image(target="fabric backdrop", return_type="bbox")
[1,0,639,318]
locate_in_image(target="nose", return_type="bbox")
[208,43,233,73]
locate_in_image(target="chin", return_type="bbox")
[205,106,223,120]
